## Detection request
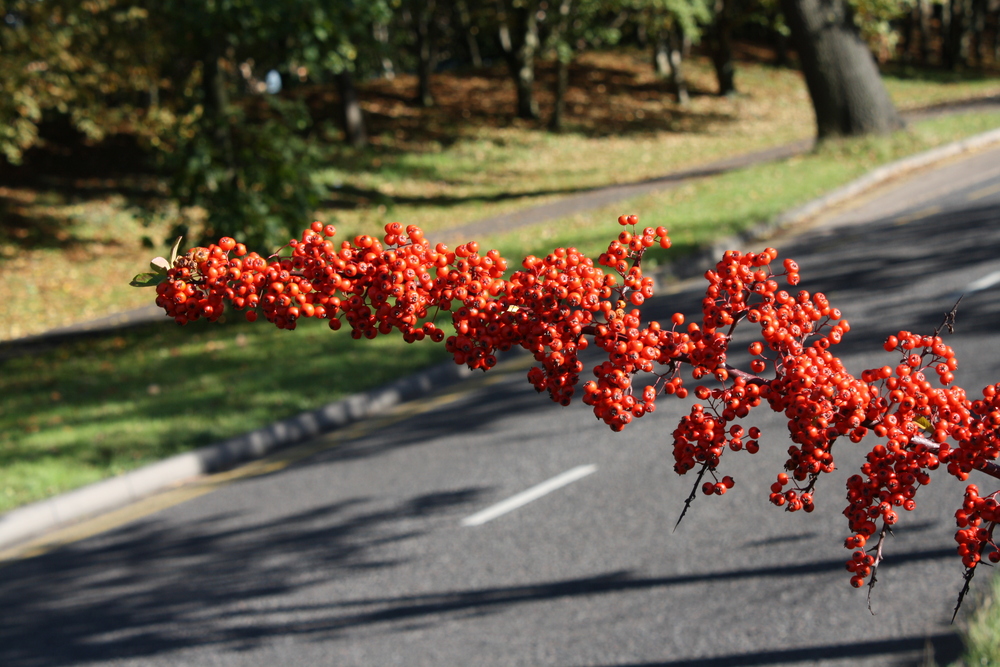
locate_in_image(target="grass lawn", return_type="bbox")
[1,48,999,513]
[476,109,1000,266]
[0,318,448,511]
[953,573,1000,666]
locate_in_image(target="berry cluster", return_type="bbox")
[143,216,1000,609]
[955,484,999,568]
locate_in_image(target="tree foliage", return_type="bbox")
[1,0,395,249]
[0,0,166,163]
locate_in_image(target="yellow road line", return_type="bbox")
[967,182,1000,201]
[894,205,942,225]
[0,354,535,565]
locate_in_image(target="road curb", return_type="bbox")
[3,125,1000,553]
[0,358,475,550]
[657,125,1000,283]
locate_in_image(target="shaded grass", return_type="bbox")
[0,317,447,512]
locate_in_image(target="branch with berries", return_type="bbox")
[134,215,1000,615]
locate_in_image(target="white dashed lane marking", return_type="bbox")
[461,464,598,527]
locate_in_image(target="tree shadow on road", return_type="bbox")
[0,485,488,666]
[592,633,961,666]
[0,516,957,667]
[782,201,1000,361]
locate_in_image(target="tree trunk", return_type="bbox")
[415,0,437,107]
[918,0,932,65]
[455,0,483,68]
[373,21,395,80]
[335,71,367,148]
[549,53,570,131]
[943,0,965,68]
[498,0,540,119]
[708,0,737,96]
[900,5,916,61]
[654,34,670,77]
[781,0,904,138]
[971,0,987,66]
[995,6,1000,66]
[960,0,974,64]
[548,0,573,132]
[202,49,236,181]
[772,12,791,67]
[667,27,690,105]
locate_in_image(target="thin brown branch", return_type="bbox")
[866,520,892,615]
[953,563,978,623]
[934,296,963,338]
[911,436,1000,481]
[674,464,710,532]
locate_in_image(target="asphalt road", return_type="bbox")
[3,145,1000,666]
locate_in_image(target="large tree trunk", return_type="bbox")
[781,0,904,139]
[708,0,737,96]
[335,71,368,148]
[497,0,540,119]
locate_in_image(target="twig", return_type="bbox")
[934,296,963,338]
[674,464,710,532]
[952,562,977,623]
[952,521,997,622]
[866,520,892,615]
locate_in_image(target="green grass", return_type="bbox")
[0,318,447,511]
[950,574,1000,666]
[472,110,1000,267]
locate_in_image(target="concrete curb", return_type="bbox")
[658,126,1000,282]
[3,125,1000,552]
[0,358,475,550]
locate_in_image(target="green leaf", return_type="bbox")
[168,236,184,266]
[130,272,168,288]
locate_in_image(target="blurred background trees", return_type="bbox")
[2,0,999,247]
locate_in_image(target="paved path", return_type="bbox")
[2,141,1000,666]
